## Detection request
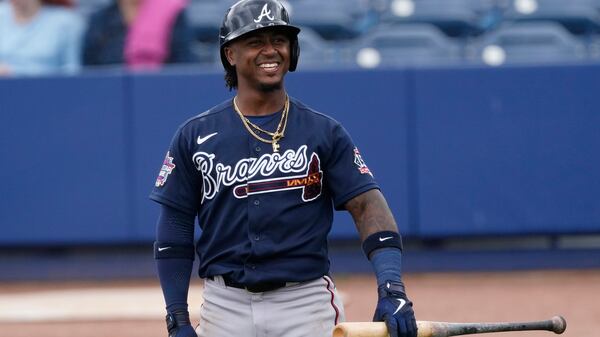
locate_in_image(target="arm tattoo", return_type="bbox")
[345,189,399,241]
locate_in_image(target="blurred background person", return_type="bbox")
[0,0,84,77]
[82,0,196,70]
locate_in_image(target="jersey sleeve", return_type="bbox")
[149,125,203,215]
[325,123,379,210]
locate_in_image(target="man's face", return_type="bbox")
[225,29,291,92]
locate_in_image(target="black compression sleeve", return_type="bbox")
[155,205,195,312]
[156,204,195,244]
[155,204,195,259]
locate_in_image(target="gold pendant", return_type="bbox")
[272,141,280,153]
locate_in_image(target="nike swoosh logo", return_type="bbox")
[197,132,218,145]
[379,236,393,242]
[158,247,171,252]
[392,298,406,315]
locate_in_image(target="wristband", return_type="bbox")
[362,231,403,259]
[166,309,191,334]
[378,279,407,297]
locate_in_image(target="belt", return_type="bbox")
[210,275,289,293]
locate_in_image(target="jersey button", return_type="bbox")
[253,199,260,206]
[255,146,261,152]
[254,235,260,241]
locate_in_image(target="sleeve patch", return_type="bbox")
[155,151,176,187]
[353,147,373,177]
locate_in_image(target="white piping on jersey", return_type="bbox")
[193,145,310,201]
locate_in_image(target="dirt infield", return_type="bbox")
[1,270,599,337]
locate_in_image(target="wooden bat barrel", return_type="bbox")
[333,321,432,337]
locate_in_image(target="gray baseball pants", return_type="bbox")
[196,275,345,337]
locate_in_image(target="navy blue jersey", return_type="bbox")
[150,97,378,284]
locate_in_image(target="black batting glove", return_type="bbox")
[166,309,197,337]
[373,280,418,337]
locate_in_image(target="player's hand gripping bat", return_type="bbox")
[332,316,566,337]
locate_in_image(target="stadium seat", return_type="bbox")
[295,27,343,69]
[502,0,600,35]
[350,23,463,68]
[287,0,373,40]
[189,41,220,67]
[187,0,236,43]
[379,0,503,37]
[466,21,588,66]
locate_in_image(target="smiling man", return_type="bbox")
[150,1,417,337]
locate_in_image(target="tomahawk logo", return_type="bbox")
[233,153,323,202]
[254,3,274,22]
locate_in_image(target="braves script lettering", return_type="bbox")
[193,145,310,201]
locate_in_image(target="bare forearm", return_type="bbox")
[345,189,398,241]
[346,189,405,284]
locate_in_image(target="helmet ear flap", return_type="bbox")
[289,37,300,72]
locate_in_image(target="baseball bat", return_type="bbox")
[332,316,566,337]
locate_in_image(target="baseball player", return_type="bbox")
[150,1,417,337]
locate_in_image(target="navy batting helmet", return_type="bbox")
[219,0,301,72]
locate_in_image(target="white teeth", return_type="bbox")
[260,63,278,68]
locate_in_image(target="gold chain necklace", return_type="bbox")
[233,95,289,153]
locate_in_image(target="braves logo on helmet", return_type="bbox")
[254,3,275,22]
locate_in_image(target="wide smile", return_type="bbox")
[258,62,280,74]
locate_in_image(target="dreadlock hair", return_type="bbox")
[224,66,237,91]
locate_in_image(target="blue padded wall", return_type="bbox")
[1,64,599,245]
[0,75,130,244]
[413,64,600,236]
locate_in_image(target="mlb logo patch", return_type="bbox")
[155,151,176,187]
[353,147,373,177]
